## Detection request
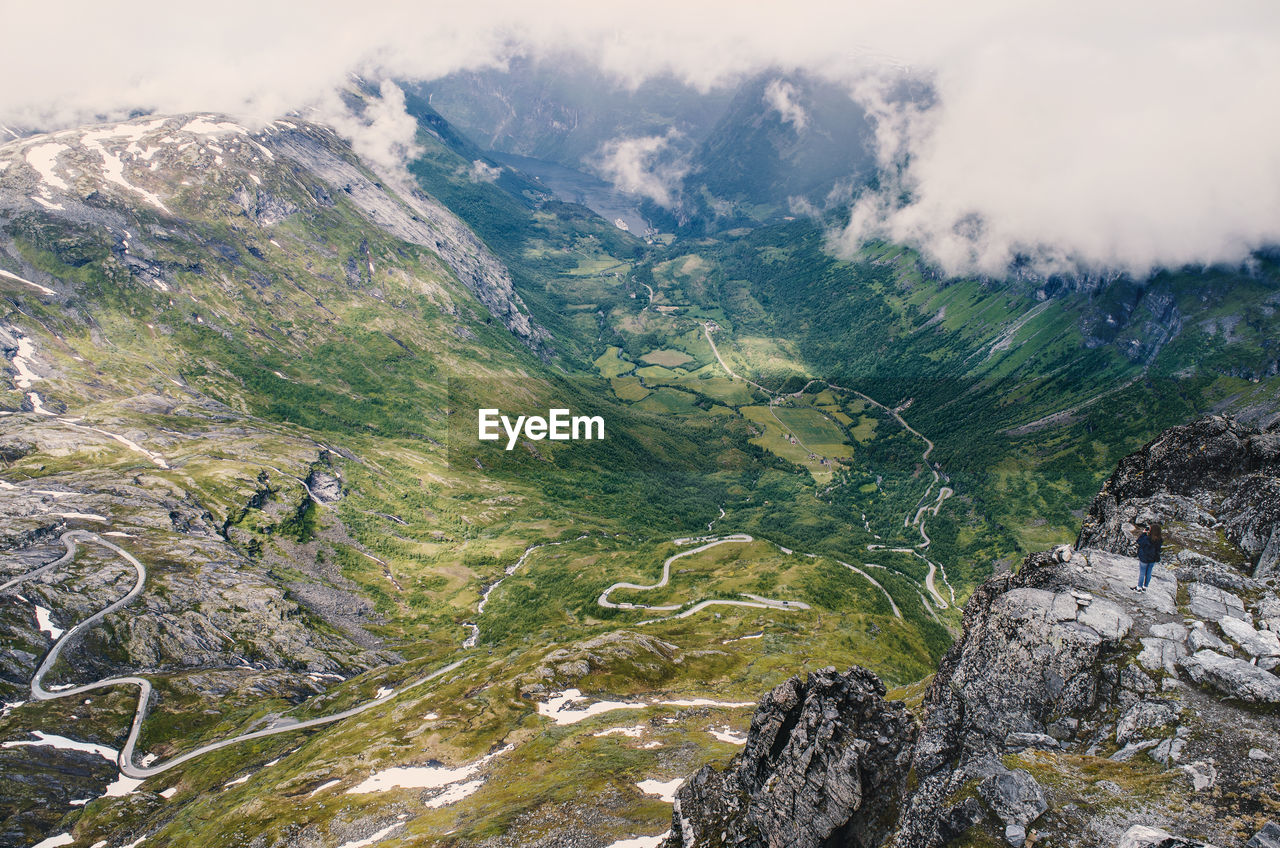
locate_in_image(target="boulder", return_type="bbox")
[1178,650,1280,702]
[1118,825,1218,848]
[1188,583,1249,622]
[1218,616,1280,658]
[1139,638,1187,675]
[1247,822,1280,848]
[1116,700,1177,746]
[977,767,1048,830]
[1188,621,1231,654]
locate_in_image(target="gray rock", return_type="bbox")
[1077,600,1135,640]
[1188,621,1231,654]
[1247,821,1280,848]
[1111,739,1161,761]
[661,666,916,848]
[1181,760,1218,791]
[1139,637,1188,675]
[304,468,343,503]
[1151,622,1190,641]
[1256,595,1280,632]
[1118,824,1218,847]
[1219,615,1280,658]
[1179,649,1280,702]
[1249,748,1273,761]
[1117,700,1177,745]
[1004,732,1059,751]
[1004,824,1027,847]
[977,767,1047,829]
[1188,583,1250,622]
[1046,717,1078,741]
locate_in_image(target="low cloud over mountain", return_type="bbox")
[5,0,1278,277]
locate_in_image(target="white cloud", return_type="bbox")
[316,81,422,177]
[1,1,1278,277]
[763,80,808,131]
[469,160,503,183]
[593,132,688,208]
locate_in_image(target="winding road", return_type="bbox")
[1,531,465,780]
[597,534,810,620]
[700,322,957,611]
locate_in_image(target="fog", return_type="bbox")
[3,0,1278,277]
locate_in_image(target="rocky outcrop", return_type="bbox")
[1078,415,1280,577]
[664,416,1280,848]
[661,665,916,848]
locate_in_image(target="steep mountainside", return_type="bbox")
[665,416,1280,848]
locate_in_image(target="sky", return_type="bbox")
[3,0,1279,278]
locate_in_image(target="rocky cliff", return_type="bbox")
[667,415,1280,848]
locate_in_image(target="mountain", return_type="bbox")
[667,71,879,231]
[417,55,731,172]
[422,64,882,232]
[664,415,1280,848]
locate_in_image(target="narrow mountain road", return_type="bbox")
[598,534,809,618]
[2,531,465,780]
[700,322,958,615]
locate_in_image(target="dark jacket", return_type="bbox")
[1137,532,1161,563]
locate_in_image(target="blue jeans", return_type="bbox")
[1138,560,1156,588]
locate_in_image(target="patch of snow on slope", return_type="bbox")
[25,143,70,190]
[347,745,511,796]
[2,730,115,759]
[636,777,684,803]
[33,606,64,638]
[31,834,74,848]
[604,835,670,848]
[182,118,247,136]
[335,823,403,848]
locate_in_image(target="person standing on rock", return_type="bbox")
[1134,522,1163,592]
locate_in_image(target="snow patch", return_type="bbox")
[8,331,42,387]
[1,730,114,760]
[538,689,644,725]
[347,745,510,795]
[28,391,53,415]
[424,778,485,808]
[335,823,403,848]
[637,777,684,803]
[34,605,65,638]
[104,773,145,797]
[31,834,74,848]
[30,195,64,211]
[182,119,247,136]
[539,689,755,726]
[308,778,342,796]
[709,726,748,745]
[25,144,70,190]
[82,137,169,212]
[224,773,250,787]
[593,724,647,738]
[83,425,169,468]
[605,835,670,848]
[53,512,107,522]
[160,787,178,799]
